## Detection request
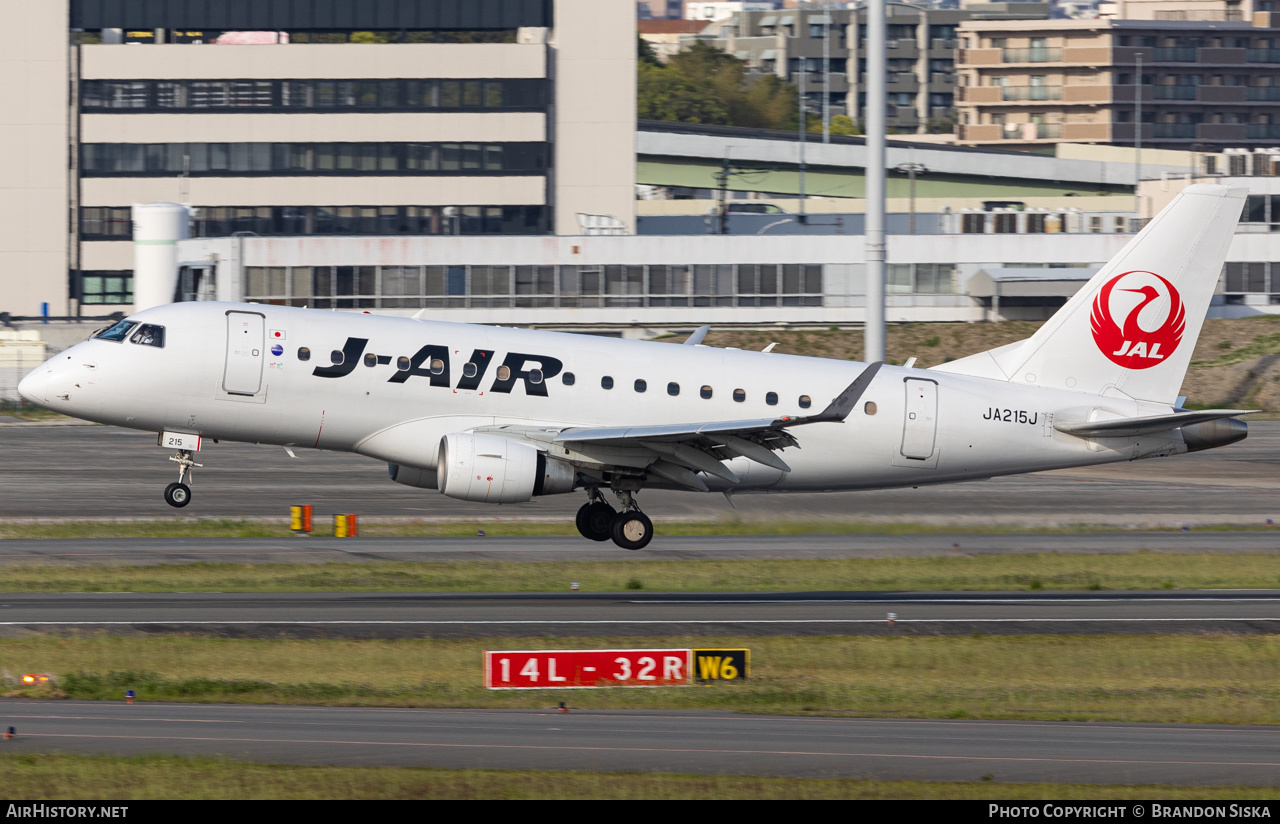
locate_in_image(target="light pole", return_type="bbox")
[893,162,928,234]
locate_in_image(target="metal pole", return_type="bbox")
[823,4,831,143]
[908,164,916,235]
[1135,52,1143,215]
[799,45,807,222]
[864,0,886,363]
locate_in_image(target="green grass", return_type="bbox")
[2,753,1277,799]
[4,635,1280,724]
[1193,331,1280,368]
[3,518,1277,541]
[0,401,72,422]
[0,552,1277,593]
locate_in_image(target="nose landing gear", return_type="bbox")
[163,450,202,509]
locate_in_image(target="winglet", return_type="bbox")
[802,362,884,424]
[684,325,711,346]
[411,308,427,321]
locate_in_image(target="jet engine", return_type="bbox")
[388,463,437,490]
[435,432,576,503]
[1181,417,1248,453]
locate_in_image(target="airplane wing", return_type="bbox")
[474,361,883,491]
[1053,409,1255,438]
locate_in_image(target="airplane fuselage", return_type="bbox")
[29,301,1192,496]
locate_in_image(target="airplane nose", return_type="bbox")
[17,366,47,404]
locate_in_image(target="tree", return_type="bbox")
[638,35,662,67]
[641,41,801,130]
[638,61,729,124]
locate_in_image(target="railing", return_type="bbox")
[1153,86,1196,100]
[1002,47,1061,63]
[1152,123,1196,138]
[1247,124,1280,138]
[999,122,1061,139]
[1246,87,1280,100]
[1247,49,1280,63]
[1152,47,1197,62]
[1001,85,1062,101]
[1154,9,1242,20]
[930,38,957,50]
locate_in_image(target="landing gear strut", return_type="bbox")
[575,488,655,550]
[164,449,202,509]
[607,488,654,551]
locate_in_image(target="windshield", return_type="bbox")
[94,320,137,342]
[129,324,165,348]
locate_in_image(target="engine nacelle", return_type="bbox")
[388,463,437,490]
[436,433,577,503]
[1181,417,1247,453]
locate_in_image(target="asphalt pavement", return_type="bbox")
[2,423,1278,527]
[1,590,1276,637]
[2,700,1277,784]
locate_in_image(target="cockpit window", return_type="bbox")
[94,320,136,342]
[129,324,165,348]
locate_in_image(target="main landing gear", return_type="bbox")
[575,488,654,550]
[163,449,202,509]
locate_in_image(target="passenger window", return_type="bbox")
[668,382,679,396]
[733,388,746,403]
[864,401,878,415]
[430,358,445,375]
[766,392,778,406]
[635,379,647,393]
[602,376,614,389]
[497,365,512,381]
[95,320,136,342]
[529,369,544,384]
[129,324,164,348]
[700,385,713,399]
[562,372,576,386]
[799,395,812,409]
[463,362,478,378]
[298,347,311,361]
[396,356,410,371]
[331,350,345,365]
[363,353,377,367]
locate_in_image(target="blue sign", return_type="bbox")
[271,344,284,356]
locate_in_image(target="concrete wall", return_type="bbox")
[552,0,637,234]
[0,0,69,316]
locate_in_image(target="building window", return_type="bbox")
[79,207,133,240]
[81,142,547,177]
[80,270,132,304]
[81,77,547,112]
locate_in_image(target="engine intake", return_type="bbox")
[436,433,576,503]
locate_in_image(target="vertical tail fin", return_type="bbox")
[935,183,1246,405]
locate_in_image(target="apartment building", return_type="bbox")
[956,9,1280,149]
[698,3,1046,134]
[2,0,635,317]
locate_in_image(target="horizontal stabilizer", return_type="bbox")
[1054,409,1255,438]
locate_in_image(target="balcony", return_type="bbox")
[997,122,1062,139]
[1153,86,1196,100]
[1061,46,1110,65]
[1062,85,1113,103]
[1001,85,1062,101]
[1001,47,1062,63]
[1247,49,1280,63]
[1152,47,1197,62]
[1246,87,1280,101]
[1153,123,1196,138]
[956,48,1002,66]
[1247,123,1280,139]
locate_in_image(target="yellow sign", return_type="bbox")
[692,648,749,681]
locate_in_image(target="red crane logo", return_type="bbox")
[1090,271,1185,370]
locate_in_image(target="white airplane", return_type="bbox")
[19,183,1254,549]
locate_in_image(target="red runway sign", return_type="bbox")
[484,649,692,689]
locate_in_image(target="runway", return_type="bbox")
[2,700,1277,784]
[1,423,1278,527]
[2,532,1279,566]
[1,590,1276,637]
